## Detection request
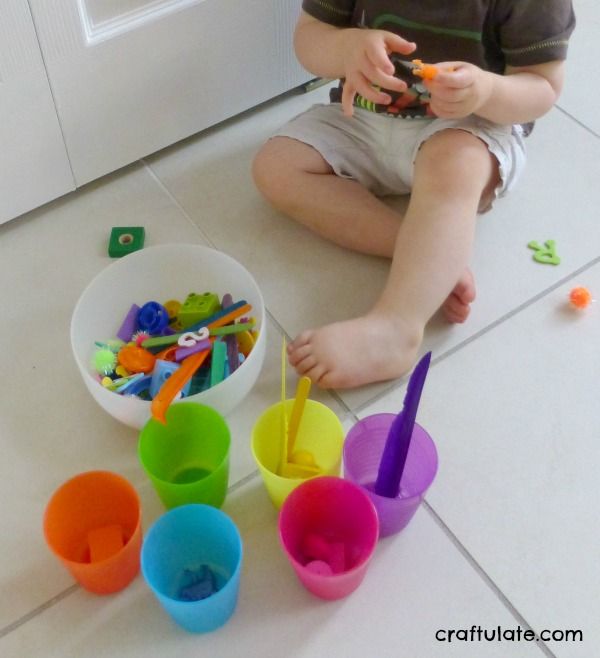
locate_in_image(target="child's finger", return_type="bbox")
[384,32,417,57]
[341,82,356,116]
[361,51,406,91]
[363,58,407,92]
[355,77,393,105]
[428,83,470,103]
[364,34,416,79]
[365,44,396,75]
[433,62,471,88]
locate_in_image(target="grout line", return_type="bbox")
[227,469,261,494]
[423,502,558,658]
[0,584,80,639]
[354,254,600,415]
[140,158,217,247]
[555,104,600,138]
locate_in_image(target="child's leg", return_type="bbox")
[253,136,475,320]
[286,129,499,388]
[252,136,401,257]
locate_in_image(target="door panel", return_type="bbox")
[0,1,74,224]
[29,0,310,186]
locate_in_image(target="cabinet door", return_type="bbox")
[29,0,310,187]
[0,1,75,225]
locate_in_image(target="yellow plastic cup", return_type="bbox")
[251,399,344,509]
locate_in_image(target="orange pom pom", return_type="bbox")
[118,344,156,373]
[569,286,592,309]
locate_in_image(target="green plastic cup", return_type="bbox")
[251,399,344,509]
[138,402,230,509]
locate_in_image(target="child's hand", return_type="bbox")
[341,30,416,117]
[425,62,494,119]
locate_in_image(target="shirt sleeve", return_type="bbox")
[301,0,355,27]
[496,0,576,67]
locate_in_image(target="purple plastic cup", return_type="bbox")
[343,415,438,538]
[278,476,379,600]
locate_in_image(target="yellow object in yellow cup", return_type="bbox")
[251,399,344,509]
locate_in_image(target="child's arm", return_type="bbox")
[425,60,565,124]
[294,11,416,116]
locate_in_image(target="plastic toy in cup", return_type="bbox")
[70,244,266,429]
[141,504,243,633]
[251,399,344,509]
[138,402,231,510]
[43,471,142,594]
[279,476,379,600]
[343,415,438,537]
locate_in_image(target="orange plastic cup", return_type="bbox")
[43,471,142,594]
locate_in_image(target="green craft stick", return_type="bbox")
[209,320,255,336]
[209,341,227,387]
[141,334,179,350]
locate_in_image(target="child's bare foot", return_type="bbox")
[287,313,422,389]
[442,269,476,323]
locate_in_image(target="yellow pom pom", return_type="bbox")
[291,450,317,467]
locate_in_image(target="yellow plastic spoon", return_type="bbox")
[280,374,320,479]
[287,376,312,460]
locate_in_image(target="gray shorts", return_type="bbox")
[273,103,526,207]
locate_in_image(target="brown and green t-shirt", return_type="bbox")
[302,0,576,118]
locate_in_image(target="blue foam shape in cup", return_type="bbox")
[141,504,242,633]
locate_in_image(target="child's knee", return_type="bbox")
[416,129,498,193]
[252,137,303,196]
[252,140,280,195]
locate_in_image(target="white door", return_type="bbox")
[0,1,75,225]
[29,0,310,187]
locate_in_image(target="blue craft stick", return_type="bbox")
[113,372,144,393]
[117,374,152,396]
[374,352,432,498]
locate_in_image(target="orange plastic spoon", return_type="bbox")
[150,349,209,424]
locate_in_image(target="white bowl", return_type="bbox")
[71,244,266,429]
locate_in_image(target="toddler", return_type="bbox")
[253,1,575,389]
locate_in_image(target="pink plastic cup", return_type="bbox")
[278,476,379,600]
[343,414,438,538]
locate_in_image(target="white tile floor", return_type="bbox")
[1,3,598,656]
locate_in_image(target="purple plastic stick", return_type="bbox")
[174,339,212,362]
[374,352,432,498]
[116,304,140,342]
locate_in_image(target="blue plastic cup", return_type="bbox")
[141,504,243,633]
